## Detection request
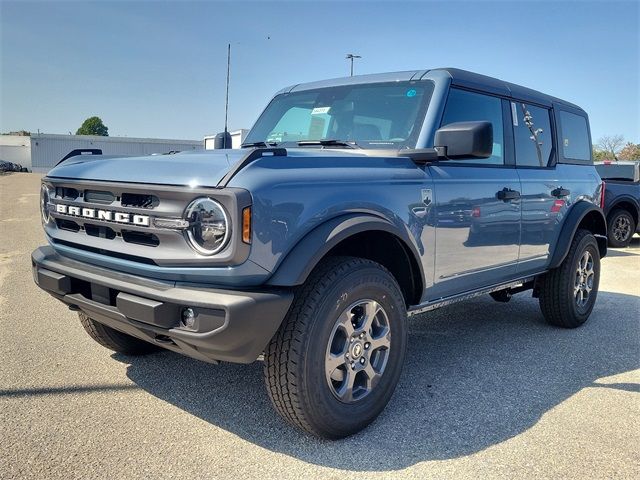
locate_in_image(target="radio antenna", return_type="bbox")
[223,43,231,148]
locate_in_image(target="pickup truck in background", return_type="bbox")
[596,161,640,247]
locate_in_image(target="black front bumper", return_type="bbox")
[32,246,293,364]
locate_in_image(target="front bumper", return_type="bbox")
[32,246,293,364]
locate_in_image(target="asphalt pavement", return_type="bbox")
[1,173,638,479]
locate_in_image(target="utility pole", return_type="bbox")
[345,53,361,76]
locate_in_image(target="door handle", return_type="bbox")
[496,187,521,201]
[412,206,428,218]
[552,187,570,198]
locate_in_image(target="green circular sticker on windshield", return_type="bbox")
[406,89,417,97]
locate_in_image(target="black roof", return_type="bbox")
[436,68,584,112]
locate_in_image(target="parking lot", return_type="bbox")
[1,172,638,479]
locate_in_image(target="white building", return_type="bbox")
[0,133,202,172]
[203,129,249,150]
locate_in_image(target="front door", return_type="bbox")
[428,88,521,299]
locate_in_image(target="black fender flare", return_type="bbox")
[265,214,425,288]
[549,201,607,268]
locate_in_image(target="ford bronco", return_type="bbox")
[33,68,607,438]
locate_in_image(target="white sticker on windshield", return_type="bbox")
[511,102,518,126]
[311,106,331,115]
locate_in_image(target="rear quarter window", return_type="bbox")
[560,111,591,161]
[512,102,553,167]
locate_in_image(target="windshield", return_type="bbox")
[244,80,434,149]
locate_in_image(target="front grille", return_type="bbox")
[85,223,117,240]
[85,190,115,204]
[122,230,159,247]
[43,177,248,268]
[46,180,174,265]
[55,187,79,200]
[53,239,158,265]
[121,193,158,209]
[56,218,80,232]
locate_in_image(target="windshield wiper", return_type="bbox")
[296,139,360,149]
[241,141,279,148]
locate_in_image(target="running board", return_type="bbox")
[407,273,543,316]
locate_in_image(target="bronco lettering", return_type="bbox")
[54,203,150,226]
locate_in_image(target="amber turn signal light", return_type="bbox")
[242,207,251,244]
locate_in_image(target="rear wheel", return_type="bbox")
[607,209,635,248]
[263,256,407,439]
[79,313,159,355]
[539,229,600,328]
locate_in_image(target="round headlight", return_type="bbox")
[184,197,230,255]
[40,184,52,224]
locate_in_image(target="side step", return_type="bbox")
[407,274,542,316]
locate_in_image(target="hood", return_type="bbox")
[46,147,384,187]
[46,150,247,187]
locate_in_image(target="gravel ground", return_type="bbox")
[1,172,639,479]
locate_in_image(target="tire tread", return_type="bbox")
[539,229,599,328]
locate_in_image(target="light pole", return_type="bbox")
[346,53,361,76]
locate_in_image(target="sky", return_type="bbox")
[1,0,638,144]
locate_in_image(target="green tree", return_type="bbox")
[76,116,109,136]
[592,147,609,162]
[618,142,640,161]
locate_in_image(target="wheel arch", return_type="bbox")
[549,201,607,268]
[265,214,424,306]
[608,198,639,226]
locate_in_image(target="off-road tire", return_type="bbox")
[263,256,407,439]
[607,209,635,248]
[79,312,159,355]
[539,229,600,328]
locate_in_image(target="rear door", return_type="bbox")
[511,101,562,273]
[428,88,521,299]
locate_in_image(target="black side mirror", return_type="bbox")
[434,121,493,159]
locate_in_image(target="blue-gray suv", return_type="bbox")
[32,68,607,438]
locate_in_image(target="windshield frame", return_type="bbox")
[244,80,435,150]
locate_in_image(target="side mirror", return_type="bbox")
[434,121,493,159]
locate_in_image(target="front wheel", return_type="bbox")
[263,256,407,439]
[538,229,601,328]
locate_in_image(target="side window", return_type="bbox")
[559,111,591,161]
[440,88,504,165]
[512,102,553,167]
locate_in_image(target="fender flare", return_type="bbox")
[549,202,607,268]
[265,214,424,288]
